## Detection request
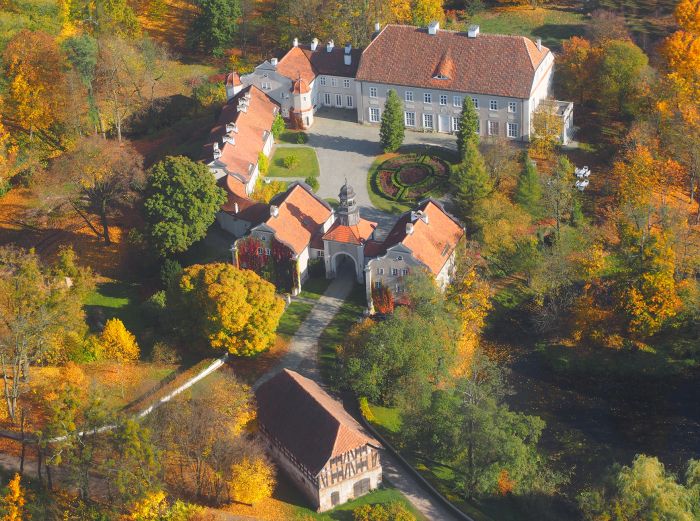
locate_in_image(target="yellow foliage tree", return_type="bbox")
[229,457,276,505]
[97,318,140,361]
[411,0,443,27]
[662,0,700,115]
[530,102,562,159]
[1,474,26,521]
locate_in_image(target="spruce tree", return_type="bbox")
[380,89,405,152]
[456,96,479,161]
[514,152,542,216]
[452,140,492,226]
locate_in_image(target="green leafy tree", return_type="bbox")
[188,0,242,55]
[457,96,479,161]
[167,263,284,356]
[543,155,574,239]
[598,39,649,119]
[271,113,286,139]
[143,156,226,257]
[379,89,404,152]
[514,152,541,216]
[578,455,700,521]
[452,140,492,227]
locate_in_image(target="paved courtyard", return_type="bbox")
[307,108,457,232]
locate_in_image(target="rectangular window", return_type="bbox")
[439,94,448,106]
[489,100,498,111]
[391,268,399,276]
[336,94,342,107]
[488,120,500,136]
[324,93,331,105]
[476,119,480,134]
[265,248,271,255]
[404,111,415,127]
[453,96,462,107]
[319,76,326,86]
[402,268,409,276]
[374,281,381,289]
[369,107,380,122]
[471,97,479,109]
[346,95,353,108]
[508,101,517,113]
[451,116,459,132]
[317,250,324,257]
[369,87,378,98]
[423,113,434,129]
[257,247,264,255]
[424,92,432,104]
[507,122,519,138]
[261,82,271,90]
[377,268,384,275]
[331,77,337,87]
[395,285,403,293]
[405,90,413,102]
[343,79,350,88]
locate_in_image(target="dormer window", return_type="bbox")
[434,73,449,80]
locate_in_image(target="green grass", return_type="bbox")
[319,283,366,387]
[293,487,426,520]
[300,276,332,300]
[269,146,320,178]
[367,403,402,434]
[84,281,147,336]
[276,277,332,337]
[469,7,586,50]
[278,130,309,144]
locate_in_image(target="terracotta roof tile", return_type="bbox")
[292,77,311,94]
[381,200,464,275]
[256,369,379,476]
[322,219,376,245]
[208,86,278,183]
[356,25,550,99]
[219,175,269,225]
[277,44,361,84]
[265,183,332,255]
[277,46,316,84]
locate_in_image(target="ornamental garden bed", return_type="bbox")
[370,153,450,207]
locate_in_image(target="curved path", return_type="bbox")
[254,272,460,521]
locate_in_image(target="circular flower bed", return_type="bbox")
[372,153,450,204]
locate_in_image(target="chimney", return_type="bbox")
[233,202,239,213]
[293,37,299,47]
[428,21,440,35]
[467,24,480,38]
[270,205,279,218]
[345,43,352,54]
[405,222,414,235]
[270,57,278,66]
[374,22,381,32]
[344,54,351,66]
[421,212,429,225]
[326,40,334,52]
[536,37,542,51]
[310,38,319,51]
[212,142,221,160]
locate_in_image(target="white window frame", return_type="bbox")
[471,97,479,109]
[319,76,326,86]
[335,93,342,107]
[261,82,271,90]
[257,247,264,255]
[404,111,415,127]
[343,79,350,88]
[453,96,462,107]
[451,117,459,132]
[346,95,353,108]
[476,119,480,135]
[396,255,403,261]
[489,100,498,111]
[424,92,432,104]
[508,101,517,113]
[369,87,378,98]
[439,94,448,106]
[331,77,337,87]
[405,90,414,102]
[377,268,384,275]
[324,92,331,106]
[507,122,519,138]
[374,281,381,289]
[369,107,380,122]
[265,248,272,255]
[488,120,499,136]
[423,113,434,129]
[317,250,324,257]
[391,268,399,276]
[402,268,409,276]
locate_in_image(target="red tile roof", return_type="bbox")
[277,44,361,84]
[226,71,242,87]
[256,369,379,476]
[322,219,376,245]
[219,175,269,225]
[277,46,316,84]
[356,25,550,99]
[292,77,311,94]
[265,183,332,255]
[381,200,464,275]
[207,86,278,183]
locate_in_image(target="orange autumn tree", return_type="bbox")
[1,474,27,521]
[97,318,140,361]
[228,457,276,505]
[662,0,700,104]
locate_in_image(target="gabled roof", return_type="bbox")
[379,200,464,275]
[206,86,278,183]
[256,369,379,476]
[355,24,550,99]
[292,77,311,94]
[276,44,361,84]
[322,219,376,245]
[219,175,269,225]
[263,183,332,255]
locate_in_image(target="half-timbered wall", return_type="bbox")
[316,446,382,512]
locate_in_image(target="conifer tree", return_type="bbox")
[456,96,479,161]
[452,140,492,226]
[380,89,405,152]
[514,152,542,216]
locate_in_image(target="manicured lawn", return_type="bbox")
[84,281,147,336]
[276,276,332,338]
[367,403,402,435]
[293,487,426,520]
[277,130,310,144]
[469,6,586,50]
[300,276,332,300]
[269,146,320,178]
[367,154,413,215]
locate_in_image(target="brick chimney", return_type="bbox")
[326,40,334,52]
[311,38,319,51]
